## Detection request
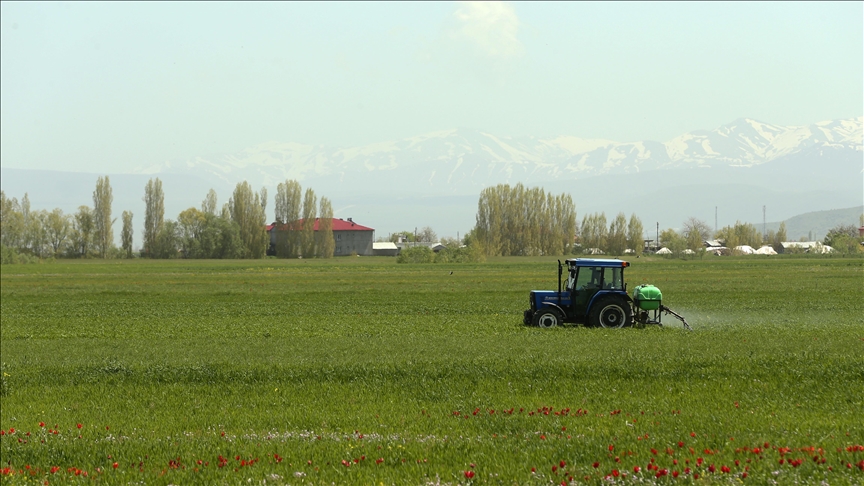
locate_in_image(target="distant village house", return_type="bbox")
[266,217,374,256]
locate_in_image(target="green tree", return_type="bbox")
[274,180,302,257]
[152,220,179,258]
[660,228,686,257]
[607,212,628,256]
[823,224,858,247]
[300,188,317,258]
[201,189,218,216]
[93,176,114,258]
[0,191,25,250]
[626,214,644,256]
[70,206,94,258]
[46,208,71,256]
[770,221,787,252]
[121,211,134,258]
[316,197,335,258]
[143,178,164,257]
[417,226,438,242]
[178,207,207,258]
[229,181,268,259]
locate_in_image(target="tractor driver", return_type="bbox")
[581,267,602,290]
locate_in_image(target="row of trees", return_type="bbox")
[2,176,339,261]
[579,212,645,256]
[473,184,577,256]
[271,180,334,258]
[1,177,116,259]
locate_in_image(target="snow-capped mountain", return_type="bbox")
[134,117,862,196]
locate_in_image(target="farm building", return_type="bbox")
[267,218,375,256]
[372,242,399,256]
[780,241,833,254]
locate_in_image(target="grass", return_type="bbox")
[1,255,863,484]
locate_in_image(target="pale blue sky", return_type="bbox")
[1,1,861,173]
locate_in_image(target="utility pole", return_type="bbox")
[763,205,767,240]
[715,206,718,233]
[656,222,659,251]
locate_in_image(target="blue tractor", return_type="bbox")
[523,258,691,329]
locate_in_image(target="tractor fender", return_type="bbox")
[538,302,567,318]
[586,291,631,315]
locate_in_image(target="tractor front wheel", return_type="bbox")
[532,308,564,329]
[589,297,632,329]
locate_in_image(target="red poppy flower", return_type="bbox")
[592,462,599,468]
[633,466,640,473]
[464,470,475,479]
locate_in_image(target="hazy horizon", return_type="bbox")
[2,2,862,174]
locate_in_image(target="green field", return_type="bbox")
[1,256,863,484]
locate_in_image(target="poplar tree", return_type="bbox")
[300,188,317,258]
[229,181,268,259]
[274,180,302,257]
[121,211,134,258]
[143,178,164,257]
[316,197,335,258]
[627,214,645,256]
[92,176,114,258]
[474,184,576,256]
[71,206,94,258]
[607,212,628,256]
[201,189,218,215]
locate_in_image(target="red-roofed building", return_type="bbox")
[267,217,375,256]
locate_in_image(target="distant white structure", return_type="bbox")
[754,245,778,255]
[655,247,672,255]
[780,241,833,254]
[734,245,756,254]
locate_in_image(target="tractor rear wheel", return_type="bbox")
[588,297,632,329]
[532,308,564,328]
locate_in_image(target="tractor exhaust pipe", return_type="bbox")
[557,260,562,305]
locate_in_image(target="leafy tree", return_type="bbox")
[715,221,761,250]
[389,231,416,243]
[201,189,218,216]
[316,197,335,258]
[143,178,164,258]
[417,226,438,242]
[151,220,179,258]
[178,207,206,258]
[46,208,71,256]
[772,222,787,251]
[274,180,302,257]
[474,184,575,256]
[121,211,134,258]
[580,212,608,253]
[607,213,628,256]
[300,188,317,258]
[70,206,94,258]
[626,214,644,256]
[93,176,114,258]
[229,181,268,259]
[0,191,24,250]
[823,224,858,247]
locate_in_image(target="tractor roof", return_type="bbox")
[564,258,630,268]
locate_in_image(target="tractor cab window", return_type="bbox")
[574,266,602,291]
[603,267,623,290]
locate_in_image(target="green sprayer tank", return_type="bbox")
[633,284,662,311]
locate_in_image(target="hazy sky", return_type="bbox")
[1,1,862,173]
